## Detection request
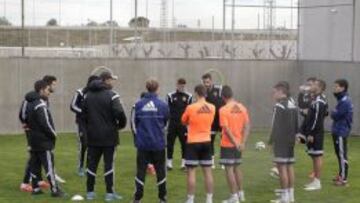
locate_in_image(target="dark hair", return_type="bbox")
[306,77,317,82]
[99,72,113,81]
[87,75,99,85]
[177,78,186,85]
[202,73,212,80]
[335,79,349,92]
[316,79,327,91]
[277,81,291,96]
[194,84,206,97]
[42,75,57,85]
[146,78,159,93]
[221,85,233,99]
[274,82,290,97]
[140,92,146,98]
[34,80,49,93]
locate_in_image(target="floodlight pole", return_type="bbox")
[109,0,114,56]
[21,0,25,57]
[231,0,235,59]
[134,0,138,58]
[222,0,226,58]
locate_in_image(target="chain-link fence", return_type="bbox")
[0,0,357,61]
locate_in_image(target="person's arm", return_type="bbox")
[111,94,127,130]
[35,103,57,138]
[70,90,83,114]
[181,107,190,126]
[331,102,349,121]
[308,102,325,143]
[240,110,251,151]
[269,104,282,145]
[130,105,136,136]
[19,100,27,124]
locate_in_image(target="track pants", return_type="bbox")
[210,132,217,156]
[77,122,87,170]
[167,123,187,160]
[134,150,166,201]
[86,146,116,193]
[332,135,349,181]
[29,150,59,193]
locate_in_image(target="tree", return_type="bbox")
[86,20,98,27]
[102,20,118,27]
[0,17,12,26]
[128,16,150,28]
[46,18,58,26]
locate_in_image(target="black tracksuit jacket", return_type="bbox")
[82,80,127,147]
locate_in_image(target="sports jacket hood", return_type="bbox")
[88,79,110,92]
[25,91,41,102]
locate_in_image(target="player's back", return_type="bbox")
[220,101,249,147]
[182,99,215,143]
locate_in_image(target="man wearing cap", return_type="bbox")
[82,71,127,201]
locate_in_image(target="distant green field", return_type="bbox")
[0,131,359,203]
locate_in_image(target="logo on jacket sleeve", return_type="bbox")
[142,101,158,112]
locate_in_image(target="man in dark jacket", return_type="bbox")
[269,82,298,203]
[27,80,64,197]
[202,73,225,168]
[133,78,169,203]
[331,79,353,186]
[70,75,99,177]
[166,78,192,170]
[303,79,328,191]
[82,71,127,201]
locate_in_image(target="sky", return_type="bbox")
[1,0,298,29]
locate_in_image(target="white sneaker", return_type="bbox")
[181,159,185,168]
[238,191,245,202]
[270,199,288,203]
[222,197,239,203]
[167,159,173,170]
[55,174,66,183]
[270,167,279,179]
[304,179,321,191]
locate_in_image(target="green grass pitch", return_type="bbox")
[0,130,359,203]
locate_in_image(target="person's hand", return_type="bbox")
[303,109,308,115]
[307,136,314,143]
[237,143,245,152]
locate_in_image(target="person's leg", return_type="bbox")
[78,123,87,171]
[167,124,176,169]
[29,151,41,192]
[103,146,116,194]
[343,137,349,181]
[23,155,32,184]
[313,156,322,180]
[179,126,188,167]
[332,134,341,178]
[134,150,149,201]
[234,166,244,200]
[39,151,59,194]
[153,150,167,201]
[202,166,214,202]
[287,164,295,202]
[210,132,216,162]
[187,167,197,196]
[277,163,289,202]
[225,165,239,196]
[86,147,102,193]
[338,137,349,181]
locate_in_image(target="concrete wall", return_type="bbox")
[301,61,360,134]
[355,0,360,61]
[0,58,300,134]
[299,0,354,61]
